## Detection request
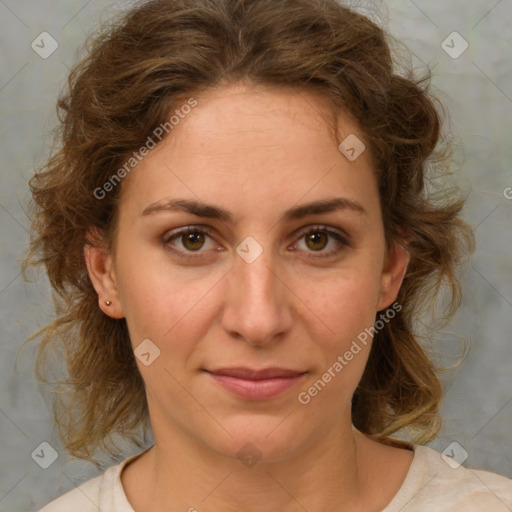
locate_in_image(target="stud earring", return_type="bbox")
[105,300,112,306]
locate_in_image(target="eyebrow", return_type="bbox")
[141,197,367,222]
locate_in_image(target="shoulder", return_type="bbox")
[385,444,512,512]
[38,471,104,512]
[38,448,150,512]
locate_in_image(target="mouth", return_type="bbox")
[204,367,307,400]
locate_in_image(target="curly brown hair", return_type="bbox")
[24,0,475,462]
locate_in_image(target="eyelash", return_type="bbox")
[162,225,350,260]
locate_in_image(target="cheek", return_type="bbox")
[294,273,380,411]
[115,248,223,352]
[296,265,382,346]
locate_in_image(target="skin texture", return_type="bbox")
[86,81,413,512]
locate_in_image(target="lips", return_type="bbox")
[208,367,305,380]
[205,367,307,400]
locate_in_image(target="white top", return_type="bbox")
[39,444,512,511]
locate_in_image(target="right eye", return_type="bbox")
[162,226,222,258]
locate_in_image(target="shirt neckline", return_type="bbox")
[102,446,153,512]
[105,443,429,512]
[380,444,430,511]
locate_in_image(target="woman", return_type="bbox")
[26,0,511,510]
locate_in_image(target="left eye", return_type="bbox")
[292,226,348,257]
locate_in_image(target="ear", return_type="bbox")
[84,231,125,319]
[376,239,410,311]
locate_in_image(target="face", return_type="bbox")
[87,81,409,463]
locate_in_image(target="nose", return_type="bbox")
[220,243,294,347]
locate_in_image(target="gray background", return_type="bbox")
[0,0,511,510]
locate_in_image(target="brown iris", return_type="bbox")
[182,231,206,251]
[305,231,328,251]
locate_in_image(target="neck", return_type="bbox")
[129,419,373,512]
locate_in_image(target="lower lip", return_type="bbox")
[207,372,306,400]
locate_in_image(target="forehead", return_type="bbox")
[118,82,378,221]
[170,81,350,159]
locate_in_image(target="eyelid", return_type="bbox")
[162,224,216,243]
[292,224,349,245]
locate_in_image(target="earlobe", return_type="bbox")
[376,240,410,311]
[84,237,125,319]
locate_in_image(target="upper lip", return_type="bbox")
[206,367,306,380]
